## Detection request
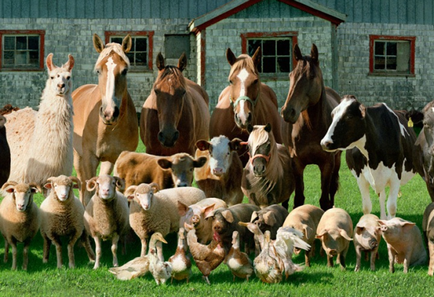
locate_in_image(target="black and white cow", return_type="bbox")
[320,95,423,219]
[405,100,434,201]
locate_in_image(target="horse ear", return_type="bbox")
[46,53,55,72]
[294,44,303,61]
[178,53,188,72]
[226,48,237,66]
[93,34,105,53]
[310,44,319,64]
[264,123,272,132]
[156,52,165,70]
[252,46,262,69]
[64,54,74,72]
[122,34,132,53]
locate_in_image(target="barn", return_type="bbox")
[0,0,433,112]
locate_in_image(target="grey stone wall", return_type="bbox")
[336,22,434,110]
[0,18,196,112]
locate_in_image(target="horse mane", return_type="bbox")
[248,125,283,194]
[228,54,258,79]
[94,42,130,71]
[156,66,186,88]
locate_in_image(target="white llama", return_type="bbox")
[5,53,75,189]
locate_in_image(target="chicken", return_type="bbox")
[108,232,167,280]
[168,228,192,283]
[224,230,254,281]
[184,222,225,285]
[274,226,310,279]
[253,230,283,283]
[147,232,172,285]
[239,221,265,255]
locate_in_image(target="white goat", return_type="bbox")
[5,54,74,190]
[0,181,41,270]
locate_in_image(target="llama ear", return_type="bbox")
[46,53,55,72]
[226,48,237,66]
[122,34,132,53]
[93,34,105,53]
[178,53,187,72]
[64,54,74,72]
[156,52,165,70]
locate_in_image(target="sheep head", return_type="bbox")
[125,183,159,211]
[44,175,80,202]
[2,181,39,212]
[86,175,125,201]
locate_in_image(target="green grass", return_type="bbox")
[1,142,433,296]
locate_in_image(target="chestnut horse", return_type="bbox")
[140,53,210,156]
[72,34,138,205]
[280,44,341,211]
[209,47,283,164]
[241,123,295,209]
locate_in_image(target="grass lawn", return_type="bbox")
[0,140,432,297]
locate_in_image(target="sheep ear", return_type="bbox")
[157,158,172,170]
[28,182,40,193]
[178,201,189,216]
[124,186,137,199]
[86,177,98,192]
[149,182,159,193]
[263,212,276,226]
[114,176,125,191]
[1,181,17,191]
[44,178,55,190]
[221,210,234,223]
[3,185,15,193]
[69,176,81,189]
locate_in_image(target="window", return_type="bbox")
[0,30,45,71]
[369,35,415,76]
[241,32,298,77]
[105,31,154,71]
[164,34,190,59]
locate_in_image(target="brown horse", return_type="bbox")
[241,123,295,209]
[280,44,341,211]
[209,47,283,164]
[140,53,210,156]
[72,34,138,205]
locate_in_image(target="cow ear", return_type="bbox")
[310,43,319,64]
[93,34,105,53]
[177,201,189,216]
[194,157,207,168]
[339,228,353,241]
[226,48,237,66]
[221,210,234,223]
[196,140,210,151]
[156,52,165,70]
[157,158,172,170]
[263,212,276,226]
[178,53,187,72]
[294,44,303,61]
[229,138,242,151]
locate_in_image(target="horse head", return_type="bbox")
[45,53,74,97]
[247,123,274,177]
[281,43,324,124]
[153,52,188,147]
[93,33,131,125]
[227,47,261,130]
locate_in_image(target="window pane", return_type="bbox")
[262,57,276,73]
[3,51,14,65]
[375,42,385,55]
[375,57,385,70]
[263,40,275,56]
[277,40,290,55]
[386,42,397,56]
[29,51,39,65]
[15,51,27,65]
[16,36,27,50]
[386,57,397,70]
[165,35,189,59]
[126,52,134,63]
[397,42,410,72]
[136,38,147,51]
[277,57,290,72]
[135,52,147,66]
[4,36,15,50]
[248,40,261,56]
[28,36,39,50]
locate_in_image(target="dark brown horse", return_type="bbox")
[280,44,341,211]
[209,47,283,164]
[140,53,210,156]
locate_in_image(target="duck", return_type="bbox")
[184,222,225,285]
[148,232,172,285]
[108,232,167,280]
[239,221,265,255]
[224,230,254,281]
[253,230,283,284]
[168,228,192,283]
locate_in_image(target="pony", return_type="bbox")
[72,34,138,205]
[209,47,283,165]
[280,43,341,211]
[241,124,295,209]
[140,52,209,156]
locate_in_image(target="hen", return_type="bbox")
[184,222,225,285]
[168,227,192,283]
[253,230,283,283]
[224,230,253,281]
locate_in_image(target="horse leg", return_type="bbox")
[319,161,334,211]
[99,161,114,176]
[74,150,99,206]
[328,153,341,206]
[292,160,306,208]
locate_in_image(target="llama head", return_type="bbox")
[46,53,74,96]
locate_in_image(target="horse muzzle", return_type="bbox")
[281,106,299,124]
[158,128,179,147]
[99,105,120,125]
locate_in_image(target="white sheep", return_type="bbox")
[5,54,75,190]
[40,175,95,268]
[125,183,205,260]
[0,181,41,270]
[84,175,130,269]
